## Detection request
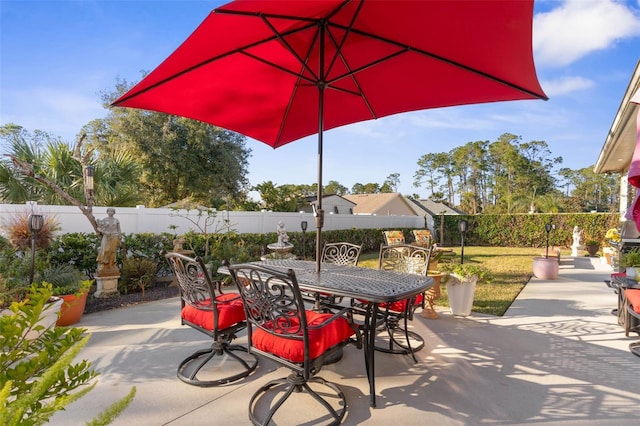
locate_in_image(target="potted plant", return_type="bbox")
[53,279,92,326]
[532,223,560,280]
[604,227,622,266]
[620,248,640,278]
[36,264,92,326]
[585,240,600,257]
[440,263,492,316]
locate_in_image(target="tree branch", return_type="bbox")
[8,154,99,235]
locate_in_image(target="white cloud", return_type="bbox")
[540,76,595,96]
[534,0,640,67]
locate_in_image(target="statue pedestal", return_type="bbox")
[571,244,582,257]
[94,275,120,298]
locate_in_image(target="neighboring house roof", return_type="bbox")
[406,198,431,216]
[595,59,640,174]
[305,194,356,206]
[342,193,417,216]
[411,199,463,216]
[301,194,356,214]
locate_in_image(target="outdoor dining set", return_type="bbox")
[163,238,436,425]
[608,272,640,358]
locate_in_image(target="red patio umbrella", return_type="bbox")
[113,0,547,271]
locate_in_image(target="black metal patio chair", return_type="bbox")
[227,261,361,425]
[164,252,258,387]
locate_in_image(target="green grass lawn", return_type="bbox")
[358,246,542,316]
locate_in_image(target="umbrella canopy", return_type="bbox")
[113,0,547,271]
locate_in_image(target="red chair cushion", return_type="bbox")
[626,289,640,314]
[379,294,424,312]
[181,293,245,330]
[252,311,355,363]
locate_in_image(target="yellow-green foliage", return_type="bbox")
[0,284,136,425]
[0,285,97,425]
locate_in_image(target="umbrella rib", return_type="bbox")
[258,13,321,85]
[327,22,549,101]
[255,13,322,145]
[322,0,377,118]
[112,33,280,105]
[113,16,320,105]
[323,0,363,78]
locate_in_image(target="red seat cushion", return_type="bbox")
[182,293,245,330]
[357,294,424,312]
[626,289,640,314]
[252,311,355,363]
[379,294,424,312]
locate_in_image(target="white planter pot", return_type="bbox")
[446,274,478,317]
[626,267,636,278]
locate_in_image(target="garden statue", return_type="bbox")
[276,221,289,247]
[571,225,583,257]
[96,207,122,277]
[173,237,186,252]
[263,221,294,260]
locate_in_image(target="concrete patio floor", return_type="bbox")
[51,256,640,425]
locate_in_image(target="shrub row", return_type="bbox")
[0,212,620,290]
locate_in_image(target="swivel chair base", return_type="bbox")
[178,343,258,387]
[249,373,346,426]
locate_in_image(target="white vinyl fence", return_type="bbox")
[0,202,426,237]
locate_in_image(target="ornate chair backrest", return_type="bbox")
[164,252,256,387]
[378,244,432,276]
[321,242,362,266]
[227,263,311,372]
[165,252,219,312]
[412,229,433,248]
[382,230,406,246]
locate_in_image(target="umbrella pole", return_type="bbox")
[315,25,327,274]
[315,86,324,273]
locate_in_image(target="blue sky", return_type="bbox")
[1,0,640,200]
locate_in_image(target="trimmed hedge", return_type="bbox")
[437,212,619,248]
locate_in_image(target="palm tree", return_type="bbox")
[1,124,142,232]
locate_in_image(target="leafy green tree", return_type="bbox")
[83,78,251,208]
[570,166,619,212]
[451,141,489,214]
[381,173,400,193]
[351,182,380,194]
[414,152,453,201]
[486,134,561,213]
[0,124,141,210]
[253,181,305,212]
[324,180,348,195]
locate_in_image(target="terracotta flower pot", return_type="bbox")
[56,291,88,326]
[586,244,599,257]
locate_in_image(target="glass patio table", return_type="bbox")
[219,259,433,407]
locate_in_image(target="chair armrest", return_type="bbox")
[306,307,363,349]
